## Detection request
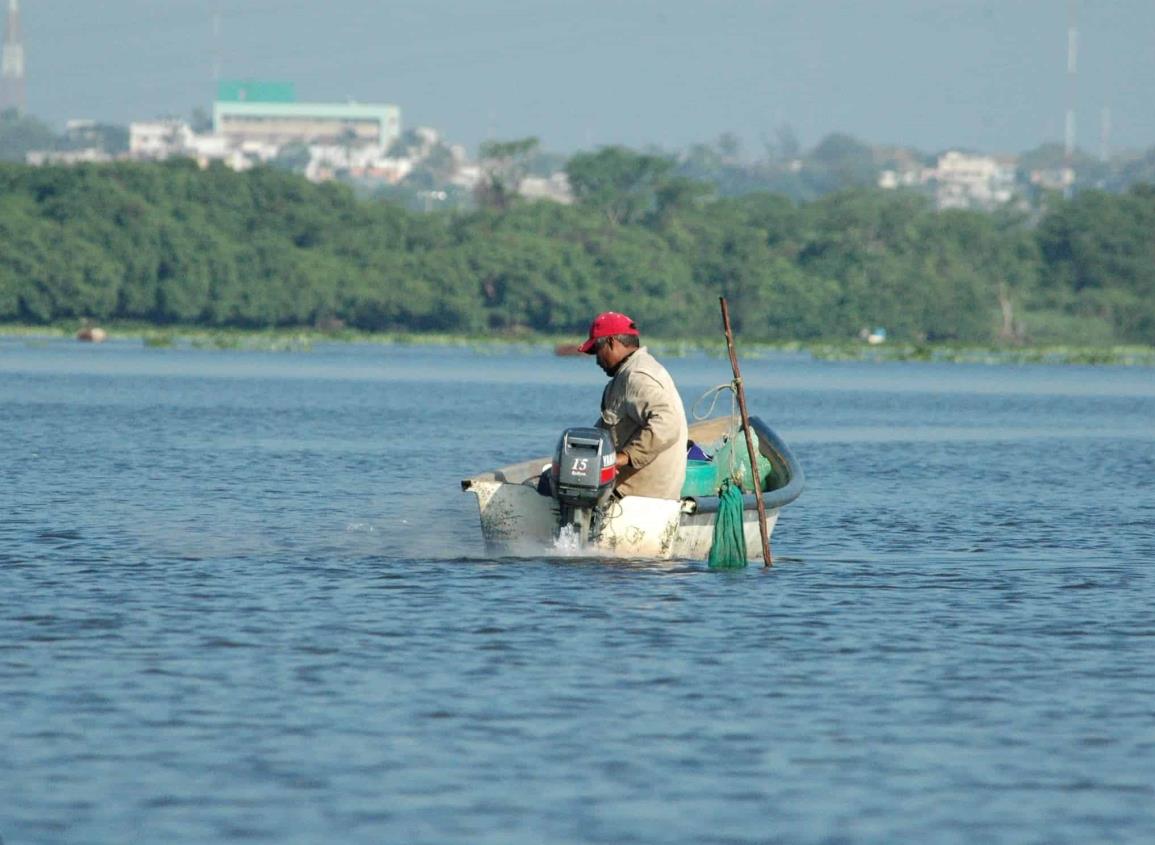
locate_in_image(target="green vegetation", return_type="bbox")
[0,110,57,162]
[0,156,1153,351]
[1,109,128,161]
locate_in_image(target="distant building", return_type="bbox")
[929,151,1016,210]
[450,163,483,191]
[879,150,1017,211]
[128,118,277,171]
[26,148,113,166]
[64,119,101,142]
[212,79,400,154]
[519,172,573,204]
[120,80,402,176]
[877,168,920,190]
[304,145,412,184]
[25,119,122,164]
[1029,166,1076,193]
[130,120,196,159]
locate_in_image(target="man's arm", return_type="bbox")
[595,382,611,430]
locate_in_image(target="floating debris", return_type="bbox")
[76,326,107,343]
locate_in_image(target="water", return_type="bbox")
[3,338,1154,844]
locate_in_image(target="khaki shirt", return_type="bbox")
[597,347,688,500]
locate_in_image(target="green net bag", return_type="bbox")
[707,478,748,569]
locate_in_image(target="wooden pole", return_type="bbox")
[719,297,773,567]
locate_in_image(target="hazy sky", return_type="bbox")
[20,0,1155,156]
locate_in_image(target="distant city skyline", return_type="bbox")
[16,0,1155,156]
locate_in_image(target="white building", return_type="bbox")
[519,172,573,204]
[26,148,112,165]
[129,120,197,159]
[449,163,482,191]
[879,151,1017,211]
[877,167,921,190]
[129,120,282,171]
[926,151,1017,210]
[303,144,412,184]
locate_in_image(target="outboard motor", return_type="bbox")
[550,427,617,546]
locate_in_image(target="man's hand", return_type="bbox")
[615,451,631,469]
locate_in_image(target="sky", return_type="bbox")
[18,0,1155,157]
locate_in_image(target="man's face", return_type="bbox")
[594,336,623,376]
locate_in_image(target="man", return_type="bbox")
[578,311,688,500]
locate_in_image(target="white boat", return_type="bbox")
[461,415,804,560]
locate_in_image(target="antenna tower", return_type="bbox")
[0,0,25,114]
[212,6,222,83]
[1064,0,1078,164]
[1100,106,1111,163]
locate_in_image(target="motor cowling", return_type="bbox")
[550,427,617,543]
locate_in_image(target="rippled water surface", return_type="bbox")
[3,339,1154,844]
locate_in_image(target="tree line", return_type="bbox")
[0,154,1152,345]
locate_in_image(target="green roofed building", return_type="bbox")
[217,80,297,104]
[212,81,401,154]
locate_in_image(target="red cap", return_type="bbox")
[578,312,639,354]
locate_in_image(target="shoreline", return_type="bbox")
[2,322,1154,367]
